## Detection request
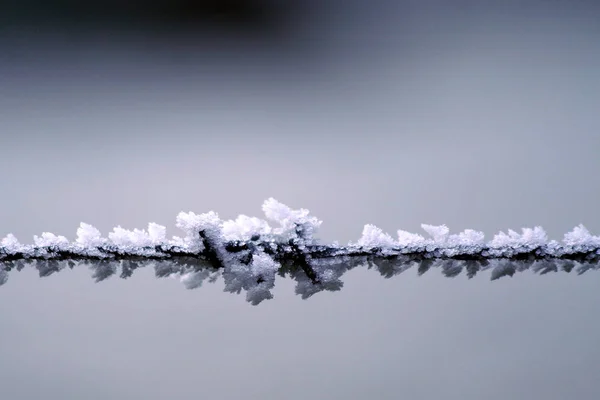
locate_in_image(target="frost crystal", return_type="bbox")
[1,234,22,253]
[397,230,426,247]
[107,223,166,248]
[489,227,547,249]
[109,227,147,247]
[563,224,600,248]
[76,223,105,247]
[222,215,271,241]
[357,224,397,248]
[175,211,221,251]
[262,198,322,241]
[148,223,166,245]
[447,229,486,247]
[421,224,450,244]
[33,232,69,248]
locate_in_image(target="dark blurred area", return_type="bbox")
[0,0,599,86]
[2,0,599,47]
[0,0,327,76]
[0,0,303,36]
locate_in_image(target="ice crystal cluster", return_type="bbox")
[1,198,599,305]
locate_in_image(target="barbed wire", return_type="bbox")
[2,198,599,304]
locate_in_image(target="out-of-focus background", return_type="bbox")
[1,1,600,399]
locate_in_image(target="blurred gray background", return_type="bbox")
[1,1,600,399]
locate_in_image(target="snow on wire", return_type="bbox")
[1,198,599,304]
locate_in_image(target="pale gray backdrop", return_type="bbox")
[1,1,600,399]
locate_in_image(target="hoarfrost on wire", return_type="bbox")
[2,198,600,304]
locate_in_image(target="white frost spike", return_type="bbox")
[168,236,186,248]
[421,224,449,244]
[1,234,22,253]
[520,227,547,247]
[397,230,426,247]
[176,211,221,234]
[490,227,547,248]
[357,224,397,248]
[109,226,152,247]
[33,232,69,248]
[490,229,520,248]
[447,229,485,247]
[76,223,105,247]
[108,223,165,247]
[148,223,166,245]
[175,211,222,250]
[108,227,132,246]
[262,198,322,240]
[222,215,271,241]
[563,224,600,247]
